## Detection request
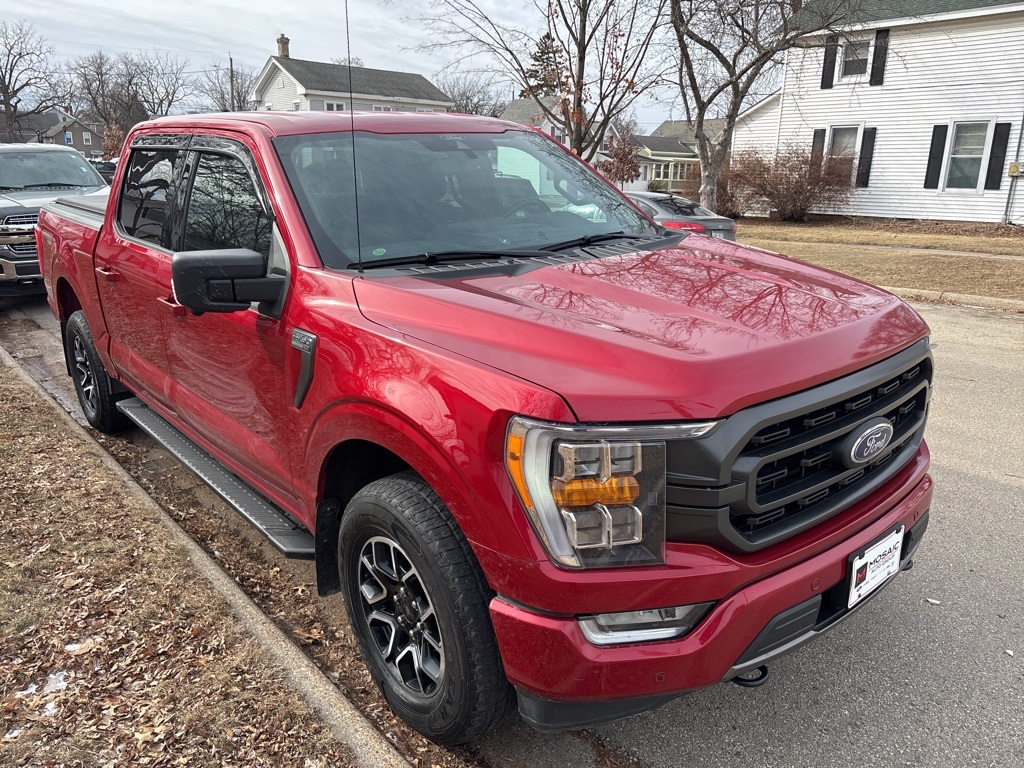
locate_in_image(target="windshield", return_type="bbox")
[274,129,658,269]
[658,197,715,218]
[0,150,105,189]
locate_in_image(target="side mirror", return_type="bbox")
[171,249,285,314]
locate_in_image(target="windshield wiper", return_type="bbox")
[19,183,91,189]
[542,231,630,252]
[0,184,24,191]
[351,248,556,270]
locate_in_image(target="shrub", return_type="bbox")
[728,144,852,222]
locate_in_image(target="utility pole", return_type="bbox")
[229,53,236,111]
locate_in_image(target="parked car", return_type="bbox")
[626,191,737,240]
[0,144,107,295]
[38,112,933,745]
[88,158,118,184]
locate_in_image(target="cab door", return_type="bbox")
[94,141,189,409]
[163,139,299,510]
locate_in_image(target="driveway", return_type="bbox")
[1,297,1021,768]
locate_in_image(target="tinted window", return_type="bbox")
[274,130,656,269]
[658,197,715,217]
[118,149,183,247]
[183,152,271,257]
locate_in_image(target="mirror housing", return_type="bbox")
[171,249,285,314]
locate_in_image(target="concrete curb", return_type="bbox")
[881,286,1024,313]
[0,345,410,768]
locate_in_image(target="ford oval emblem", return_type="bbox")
[844,418,894,468]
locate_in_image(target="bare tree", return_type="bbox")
[436,70,509,116]
[415,0,668,162]
[195,60,259,112]
[134,51,193,116]
[0,20,65,142]
[71,52,148,133]
[669,0,869,210]
[330,56,365,67]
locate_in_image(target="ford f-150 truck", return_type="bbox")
[0,144,106,295]
[37,112,933,745]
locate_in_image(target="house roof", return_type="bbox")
[0,110,67,141]
[629,134,697,158]
[269,57,452,102]
[795,0,1023,29]
[650,118,728,143]
[499,97,562,126]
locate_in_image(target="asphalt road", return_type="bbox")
[1,296,1021,768]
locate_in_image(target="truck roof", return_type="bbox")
[132,111,528,138]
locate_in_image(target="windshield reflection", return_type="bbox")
[274,129,656,268]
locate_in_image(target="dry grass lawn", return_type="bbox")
[737,218,1024,257]
[0,364,355,767]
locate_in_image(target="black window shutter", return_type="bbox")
[811,129,826,165]
[821,36,838,89]
[984,123,1012,190]
[869,29,890,86]
[924,125,948,189]
[856,128,877,187]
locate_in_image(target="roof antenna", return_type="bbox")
[344,0,363,273]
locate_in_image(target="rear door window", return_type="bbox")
[118,149,185,248]
[182,152,272,257]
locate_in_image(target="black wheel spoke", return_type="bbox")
[357,535,444,696]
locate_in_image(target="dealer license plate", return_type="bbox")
[847,525,904,609]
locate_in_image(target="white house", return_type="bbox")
[731,0,1024,224]
[251,35,453,114]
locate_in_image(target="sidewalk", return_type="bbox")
[0,351,406,768]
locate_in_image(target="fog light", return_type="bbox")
[578,603,714,645]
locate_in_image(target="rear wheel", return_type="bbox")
[64,310,131,433]
[338,471,514,744]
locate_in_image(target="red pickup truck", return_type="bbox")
[37,112,933,745]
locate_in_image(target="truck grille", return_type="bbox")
[664,340,932,553]
[6,241,36,255]
[3,213,38,227]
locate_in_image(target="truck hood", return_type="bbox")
[353,238,928,421]
[0,185,106,210]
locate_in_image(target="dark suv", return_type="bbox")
[0,144,106,295]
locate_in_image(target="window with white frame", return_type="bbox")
[840,40,870,78]
[265,103,273,111]
[945,122,988,189]
[416,108,434,113]
[828,126,859,181]
[325,101,349,111]
[653,163,670,180]
[83,132,92,145]
[373,105,396,112]
[292,100,301,112]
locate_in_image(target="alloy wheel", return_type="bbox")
[72,334,97,414]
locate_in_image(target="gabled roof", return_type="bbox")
[499,97,562,126]
[629,134,697,159]
[650,118,728,143]
[264,57,452,103]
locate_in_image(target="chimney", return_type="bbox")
[276,34,290,58]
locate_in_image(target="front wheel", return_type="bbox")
[338,472,514,744]
[64,310,131,433]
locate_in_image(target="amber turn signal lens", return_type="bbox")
[551,476,640,507]
[506,431,534,508]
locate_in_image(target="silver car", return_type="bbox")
[625,192,736,241]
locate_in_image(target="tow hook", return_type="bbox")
[732,665,769,688]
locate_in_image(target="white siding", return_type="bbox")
[733,94,782,151]
[259,70,303,111]
[736,13,1024,223]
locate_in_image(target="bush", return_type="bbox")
[728,144,852,222]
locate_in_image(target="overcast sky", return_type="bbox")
[19,0,678,131]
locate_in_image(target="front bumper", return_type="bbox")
[491,469,932,731]
[0,252,44,295]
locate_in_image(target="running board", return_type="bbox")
[116,398,315,559]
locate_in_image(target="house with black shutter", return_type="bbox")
[731,0,1024,224]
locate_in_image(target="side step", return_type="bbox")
[116,398,315,559]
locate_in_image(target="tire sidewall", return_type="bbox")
[65,312,101,423]
[339,498,474,741]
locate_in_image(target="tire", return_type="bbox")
[339,471,515,744]
[64,310,132,433]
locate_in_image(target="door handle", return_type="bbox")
[157,296,188,317]
[95,265,120,282]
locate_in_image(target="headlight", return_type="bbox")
[505,416,720,568]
